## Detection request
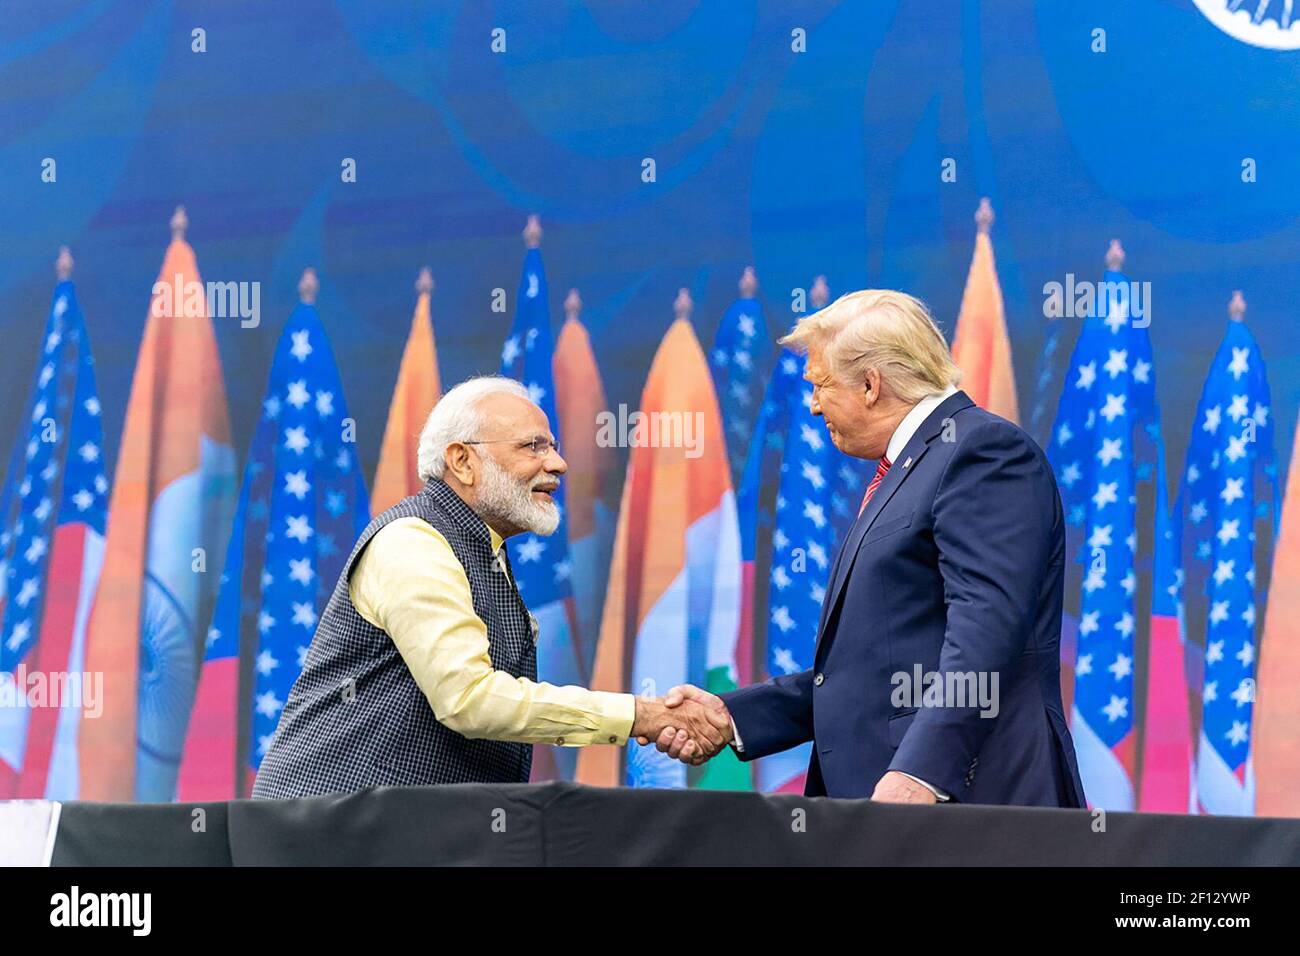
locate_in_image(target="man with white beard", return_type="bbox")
[253,376,728,798]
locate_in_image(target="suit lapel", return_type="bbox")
[823,441,929,614]
[817,391,975,652]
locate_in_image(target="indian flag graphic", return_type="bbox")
[578,290,748,790]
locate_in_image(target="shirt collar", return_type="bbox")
[487,525,505,553]
[885,384,958,463]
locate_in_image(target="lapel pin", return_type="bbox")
[903,456,913,469]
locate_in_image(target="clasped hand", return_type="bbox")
[631,685,732,765]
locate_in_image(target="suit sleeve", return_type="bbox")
[888,420,1059,798]
[721,669,816,761]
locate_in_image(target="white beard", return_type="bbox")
[477,454,560,536]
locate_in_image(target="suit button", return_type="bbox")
[555,737,565,745]
[814,673,825,686]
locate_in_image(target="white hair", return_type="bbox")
[416,375,531,481]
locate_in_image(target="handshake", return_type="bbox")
[629,685,734,765]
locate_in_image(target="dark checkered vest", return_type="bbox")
[251,479,537,799]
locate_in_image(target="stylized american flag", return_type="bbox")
[1047,262,1164,811]
[1028,315,1066,451]
[500,231,583,780]
[1177,309,1277,815]
[0,276,109,799]
[710,268,773,488]
[737,320,870,793]
[181,293,369,797]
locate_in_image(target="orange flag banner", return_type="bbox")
[1255,410,1300,817]
[80,207,238,801]
[951,198,1019,424]
[553,289,617,675]
[372,268,442,514]
[576,291,747,791]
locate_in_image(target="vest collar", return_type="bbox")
[422,478,499,549]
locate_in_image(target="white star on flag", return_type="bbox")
[1109,650,1133,677]
[1092,481,1118,509]
[1212,559,1235,586]
[292,602,317,629]
[284,470,310,499]
[1103,349,1128,378]
[1100,394,1126,423]
[501,336,521,365]
[802,500,827,529]
[290,329,313,361]
[1231,680,1254,708]
[799,422,824,451]
[517,536,545,562]
[806,541,828,569]
[772,646,798,674]
[1203,405,1222,434]
[1220,478,1244,505]
[1097,438,1124,466]
[1103,695,1129,722]
[284,426,310,455]
[1209,602,1230,626]
[289,558,314,585]
[1227,347,1250,380]
[801,460,826,490]
[285,514,314,543]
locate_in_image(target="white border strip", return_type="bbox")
[41,801,62,867]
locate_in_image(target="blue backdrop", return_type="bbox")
[3,0,1299,493]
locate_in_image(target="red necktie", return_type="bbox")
[859,456,892,515]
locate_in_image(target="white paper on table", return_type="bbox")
[0,800,62,867]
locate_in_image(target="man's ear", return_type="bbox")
[445,443,474,485]
[863,367,882,408]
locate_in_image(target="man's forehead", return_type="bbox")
[477,392,552,435]
[804,347,829,380]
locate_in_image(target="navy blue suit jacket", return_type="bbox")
[723,391,1087,807]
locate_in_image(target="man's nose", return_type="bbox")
[546,448,568,474]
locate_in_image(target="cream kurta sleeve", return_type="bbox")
[349,516,634,746]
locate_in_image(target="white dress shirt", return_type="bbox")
[886,384,958,464]
[733,384,959,801]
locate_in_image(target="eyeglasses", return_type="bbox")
[462,436,560,457]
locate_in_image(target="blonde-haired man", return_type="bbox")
[655,291,1087,808]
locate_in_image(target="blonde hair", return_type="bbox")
[780,289,960,404]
